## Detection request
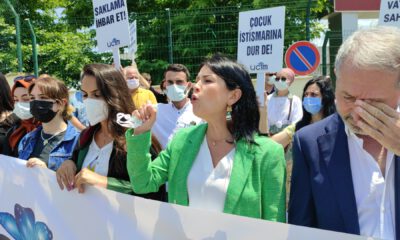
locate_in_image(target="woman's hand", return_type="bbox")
[74,168,107,194]
[56,160,77,191]
[26,158,47,168]
[132,101,157,135]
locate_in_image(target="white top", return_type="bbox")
[187,137,235,213]
[345,125,395,240]
[81,138,113,176]
[267,93,303,130]
[152,101,202,149]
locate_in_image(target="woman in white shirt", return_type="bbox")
[125,54,286,221]
[56,64,165,201]
[267,68,303,136]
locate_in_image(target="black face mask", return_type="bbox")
[30,100,58,123]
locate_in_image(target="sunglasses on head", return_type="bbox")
[265,73,277,77]
[14,75,36,83]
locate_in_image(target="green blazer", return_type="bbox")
[126,123,286,222]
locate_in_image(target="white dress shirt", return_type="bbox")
[81,138,113,176]
[345,125,395,240]
[152,101,202,149]
[267,93,303,130]
[187,137,235,213]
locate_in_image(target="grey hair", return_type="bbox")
[335,27,400,80]
[124,65,140,73]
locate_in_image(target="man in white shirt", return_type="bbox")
[152,64,202,149]
[289,27,400,240]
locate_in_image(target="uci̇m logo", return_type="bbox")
[249,62,268,71]
[107,38,121,48]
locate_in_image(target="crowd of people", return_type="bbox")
[0,26,400,239]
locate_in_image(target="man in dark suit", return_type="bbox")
[288,26,400,240]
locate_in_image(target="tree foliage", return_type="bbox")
[0,0,109,86]
[0,0,332,86]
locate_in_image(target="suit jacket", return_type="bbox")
[125,123,286,222]
[288,113,400,237]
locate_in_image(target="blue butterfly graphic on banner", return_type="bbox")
[0,204,53,240]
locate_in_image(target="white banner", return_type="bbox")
[379,0,400,27]
[0,155,372,240]
[129,20,138,54]
[237,7,285,73]
[93,0,130,52]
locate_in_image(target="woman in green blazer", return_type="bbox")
[126,54,286,222]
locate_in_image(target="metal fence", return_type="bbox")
[0,1,332,86]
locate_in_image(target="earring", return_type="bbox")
[226,105,232,121]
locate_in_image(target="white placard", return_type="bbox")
[237,6,286,73]
[93,0,130,52]
[129,20,137,54]
[0,155,375,240]
[379,0,400,27]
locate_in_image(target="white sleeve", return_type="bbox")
[290,96,303,124]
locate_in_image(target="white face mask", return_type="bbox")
[267,75,276,85]
[13,102,33,120]
[274,81,288,91]
[165,84,188,102]
[83,98,108,126]
[127,78,140,90]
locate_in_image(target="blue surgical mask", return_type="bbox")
[303,97,322,115]
[165,84,188,102]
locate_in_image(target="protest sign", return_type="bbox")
[237,6,285,74]
[379,0,400,27]
[93,0,130,52]
[128,20,137,56]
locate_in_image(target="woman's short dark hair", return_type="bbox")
[81,64,135,153]
[295,76,336,131]
[200,54,260,144]
[0,72,13,114]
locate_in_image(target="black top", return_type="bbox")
[30,130,66,165]
[149,86,168,104]
[72,125,166,201]
[0,113,20,154]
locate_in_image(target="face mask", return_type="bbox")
[84,98,108,126]
[267,75,276,85]
[13,102,33,120]
[274,80,288,91]
[165,84,188,102]
[303,97,322,115]
[127,78,140,90]
[30,100,58,123]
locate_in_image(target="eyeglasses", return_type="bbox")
[14,75,36,83]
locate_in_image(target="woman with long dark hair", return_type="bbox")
[0,72,18,152]
[56,64,164,200]
[0,73,13,118]
[126,55,286,221]
[295,76,336,131]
